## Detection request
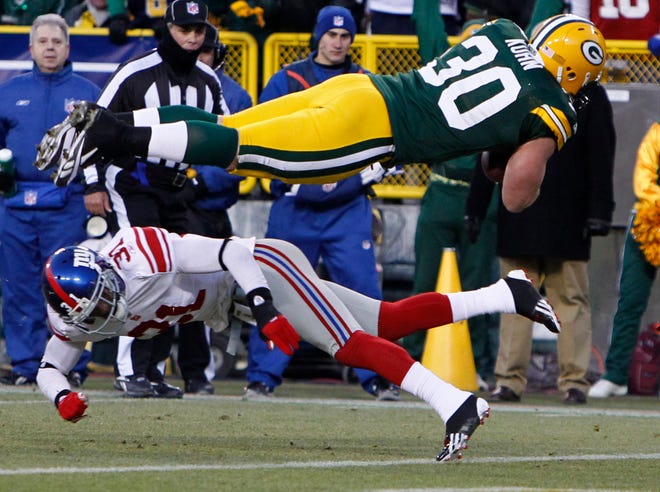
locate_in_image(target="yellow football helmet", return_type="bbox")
[529,14,606,95]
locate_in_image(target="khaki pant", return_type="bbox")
[495,257,592,395]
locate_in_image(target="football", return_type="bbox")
[481,155,506,183]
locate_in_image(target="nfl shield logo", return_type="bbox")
[332,15,345,28]
[64,98,76,114]
[24,190,38,206]
[186,1,200,15]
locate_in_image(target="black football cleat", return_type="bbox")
[503,270,561,334]
[151,380,184,399]
[114,375,155,398]
[436,395,490,462]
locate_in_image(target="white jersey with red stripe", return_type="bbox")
[46,227,381,352]
[45,225,387,356]
[47,227,240,343]
[40,231,383,404]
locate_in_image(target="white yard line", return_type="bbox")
[1,389,659,418]
[0,453,659,475]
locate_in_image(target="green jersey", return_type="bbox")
[369,18,576,165]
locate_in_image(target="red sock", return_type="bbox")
[334,331,414,386]
[377,292,453,340]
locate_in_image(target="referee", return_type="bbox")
[83,0,227,397]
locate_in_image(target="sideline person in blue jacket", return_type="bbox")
[0,14,99,386]
[243,6,399,401]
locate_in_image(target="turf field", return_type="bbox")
[0,376,658,492]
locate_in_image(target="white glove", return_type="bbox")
[360,163,387,186]
[284,184,300,196]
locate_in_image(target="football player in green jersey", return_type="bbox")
[37,14,605,213]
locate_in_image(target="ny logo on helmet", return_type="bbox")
[73,247,101,273]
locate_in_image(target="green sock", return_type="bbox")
[184,121,239,168]
[157,105,218,124]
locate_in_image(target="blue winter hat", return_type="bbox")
[314,6,357,42]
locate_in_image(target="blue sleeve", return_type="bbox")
[219,73,253,113]
[195,166,243,210]
[258,70,290,103]
[0,81,10,148]
[294,174,364,207]
[233,90,253,112]
[257,70,294,200]
[89,81,101,100]
[76,74,101,102]
[269,179,291,198]
[0,105,8,148]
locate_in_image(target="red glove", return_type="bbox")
[57,391,88,422]
[261,315,300,356]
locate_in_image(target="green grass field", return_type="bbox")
[0,376,658,492]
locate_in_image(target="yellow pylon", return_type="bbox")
[421,248,478,391]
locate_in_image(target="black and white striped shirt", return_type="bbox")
[84,48,227,186]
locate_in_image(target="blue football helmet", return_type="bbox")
[43,245,128,335]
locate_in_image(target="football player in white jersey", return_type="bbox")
[39,226,560,461]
